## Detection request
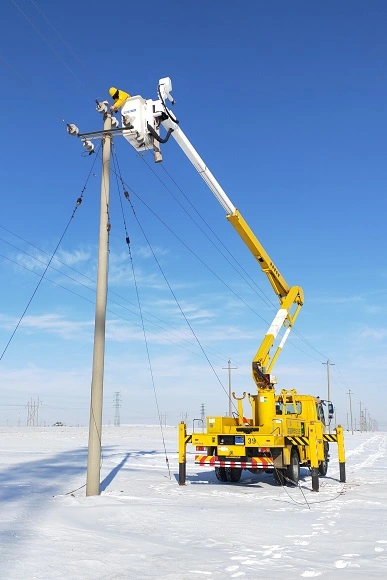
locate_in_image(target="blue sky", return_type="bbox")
[0,0,386,429]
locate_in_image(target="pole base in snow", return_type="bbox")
[179,462,186,485]
[339,462,346,483]
[311,467,319,492]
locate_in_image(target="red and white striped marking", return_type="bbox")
[195,455,273,469]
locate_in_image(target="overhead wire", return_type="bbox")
[29,0,89,70]
[0,147,99,362]
[112,148,239,414]
[11,0,90,95]
[0,251,223,361]
[112,148,172,478]
[3,0,353,411]
[0,52,67,126]
[0,227,231,363]
[104,149,339,400]
[3,0,332,374]
[136,151,330,364]
[143,154,330,362]
[140,154,275,310]
[3,0,360,430]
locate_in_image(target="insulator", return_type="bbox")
[67,123,79,136]
[82,140,94,154]
[123,115,134,128]
[111,116,119,128]
[126,236,130,245]
[96,100,109,114]
[124,191,129,199]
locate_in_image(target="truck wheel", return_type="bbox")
[318,443,329,476]
[285,448,300,486]
[215,467,228,482]
[226,467,242,483]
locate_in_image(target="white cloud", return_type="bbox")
[0,313,94,340]
[54,248,92,267]
[135,245,169,259]
[357,326,387,341]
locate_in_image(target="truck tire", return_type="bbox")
[318,443,329,476]
[215,467,228,482]
[226,467,242,482]
[285,448,300,486]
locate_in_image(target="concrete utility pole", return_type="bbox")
[86,112,112,497]
[322,359,335,403]
[200,403,205,432]
[322,359,335,433]
[222,359,237,417]
[359,401,362,433]
[347,390,354,435]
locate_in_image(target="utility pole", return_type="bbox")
[86,111,112,497]
[322,359,335,432]
[364,408,368,432]
[322,359,335,403]
[222,359,237,417]
[114,392,121,427]
[347,390,354,435]
[359,401,362,433]
[200,403,205,431]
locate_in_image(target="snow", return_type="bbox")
[0,426,386,579]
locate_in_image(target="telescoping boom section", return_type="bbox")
[119,77,345,491]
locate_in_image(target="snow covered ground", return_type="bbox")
[0,426,386,579]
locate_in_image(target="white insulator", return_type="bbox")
[111,116,119,128]
[123,115,134,128]
[96,100,108,114]
[67,123,79,136]
[82,139,94,153]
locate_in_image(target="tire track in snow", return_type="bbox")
[346,433,386,471]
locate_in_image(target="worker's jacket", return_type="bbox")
[113,90,131,110]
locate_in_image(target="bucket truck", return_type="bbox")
[119,78,346,491]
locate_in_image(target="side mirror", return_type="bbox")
[328,402,334,420]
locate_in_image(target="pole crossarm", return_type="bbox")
[78,127,136,140]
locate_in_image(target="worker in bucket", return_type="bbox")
[109,87,131,112]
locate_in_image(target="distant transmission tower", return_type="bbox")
[114,392,121,426]
[200,403,205,424]
[26,397,41,426]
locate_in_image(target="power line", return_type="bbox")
[11,0,89,94]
